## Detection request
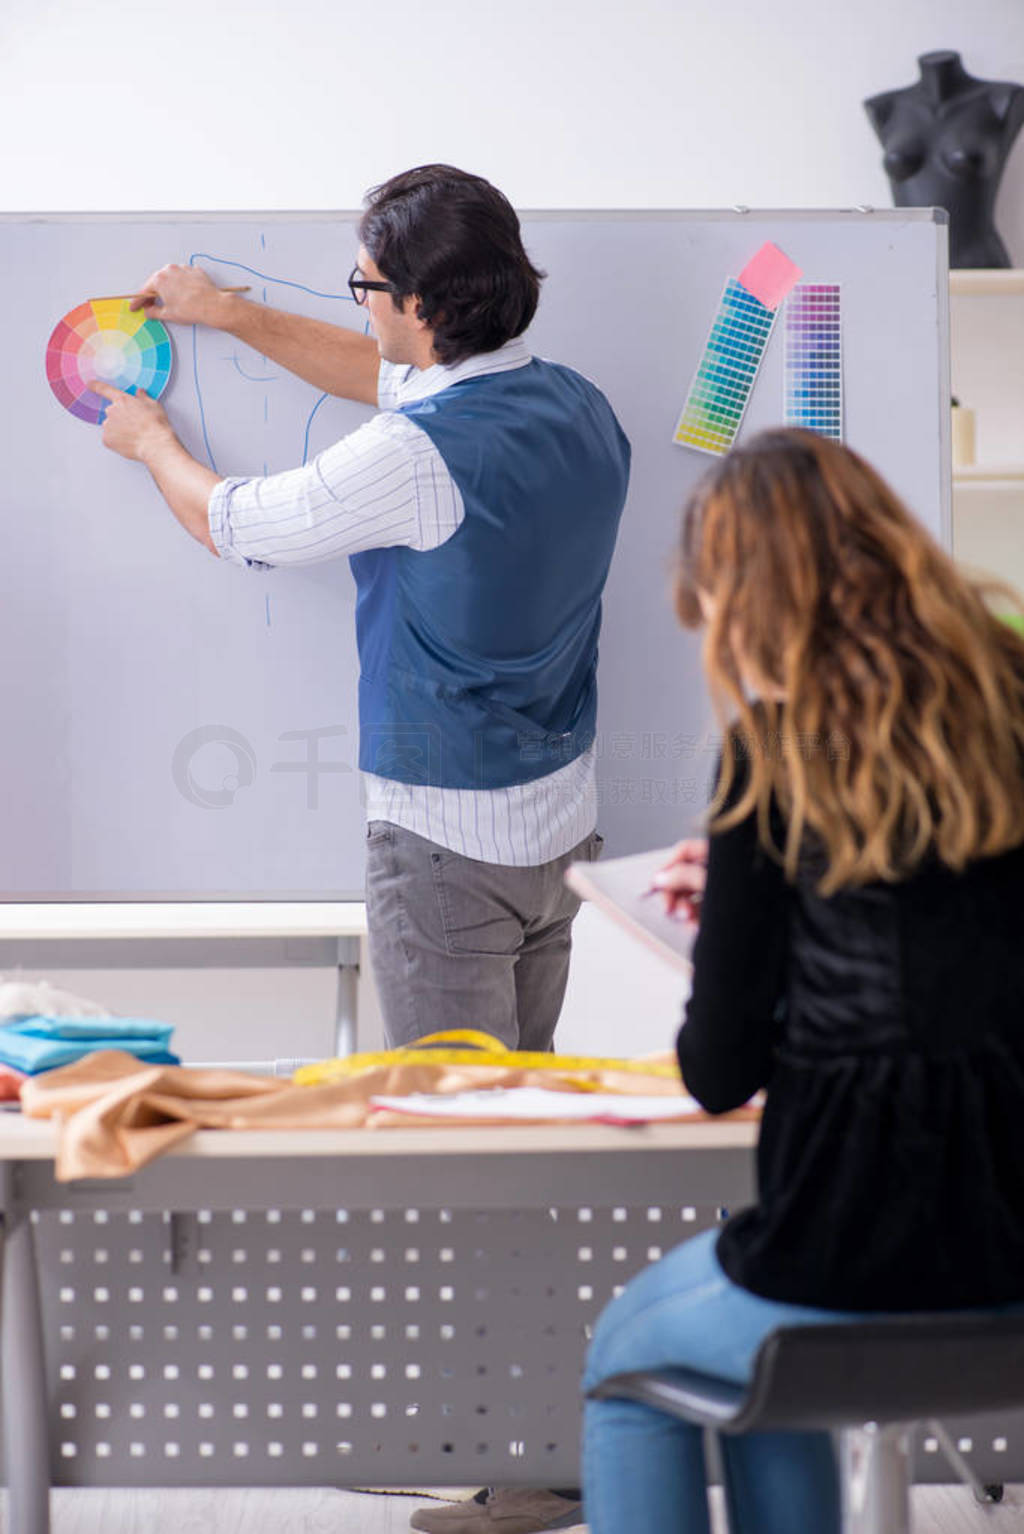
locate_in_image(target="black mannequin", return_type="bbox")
[864,51,1024,267]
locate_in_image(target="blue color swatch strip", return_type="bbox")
[784,284,843,440]
[674,278,777,455]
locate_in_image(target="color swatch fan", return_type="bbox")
[45,299,172,424]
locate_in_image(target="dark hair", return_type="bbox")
[359,164,545,364]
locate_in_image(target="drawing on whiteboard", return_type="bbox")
[185,251,370,474]
[227,355,279,383]
[44,299,172,425]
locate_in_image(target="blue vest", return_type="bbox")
[350,358,630,790]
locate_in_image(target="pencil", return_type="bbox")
[91,285,251,304]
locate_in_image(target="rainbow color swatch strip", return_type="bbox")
[784,284,842,440]
[673,279,778,455]
[45,299,172,425]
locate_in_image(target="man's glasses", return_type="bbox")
[348,265,394,306]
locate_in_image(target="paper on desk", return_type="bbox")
[370,1087,703,1124]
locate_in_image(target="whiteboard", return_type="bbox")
[0,209,949,899]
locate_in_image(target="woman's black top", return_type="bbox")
[676,758,1024,1311]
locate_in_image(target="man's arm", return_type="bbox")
[94,381,459,567]
[94,384,219,554]
[132,264,381,405]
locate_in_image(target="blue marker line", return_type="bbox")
[303,392,330,466]
[192,323,217,471]
[188,251,356,475]
[265,595,272,627]
[228,355,278,383]
[188,253,356,305]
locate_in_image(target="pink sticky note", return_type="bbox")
[737,242,803,310]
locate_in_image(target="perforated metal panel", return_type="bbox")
[36,1201,717,1486]
[9,1129,1024,1495]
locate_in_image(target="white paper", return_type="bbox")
[370,1087,702,1122]
[565,847,696,974]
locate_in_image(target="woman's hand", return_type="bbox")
[650,838,708,924]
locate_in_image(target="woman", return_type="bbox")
[582,428,1024,1534]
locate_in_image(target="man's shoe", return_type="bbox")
[409,1488,583,1534]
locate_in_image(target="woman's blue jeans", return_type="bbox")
[581,1228,865,1534]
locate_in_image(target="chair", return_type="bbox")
[587,1312,1024,1533]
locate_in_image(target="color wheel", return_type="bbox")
[45,299,173,425]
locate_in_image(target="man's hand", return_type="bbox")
[94,383,177,464]
[129,264,231,328]
[650,838,708,924]
[92,383,220,554]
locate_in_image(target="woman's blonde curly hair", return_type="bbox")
[675,429,1024,894]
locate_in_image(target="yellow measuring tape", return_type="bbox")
[293,1029,680,1088]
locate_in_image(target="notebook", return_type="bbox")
[565,847,697,975]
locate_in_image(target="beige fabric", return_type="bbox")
[19,1050,737,1183]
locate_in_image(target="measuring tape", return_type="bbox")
[293,1030,681,1089]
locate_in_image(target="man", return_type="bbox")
[100,165,629,1078]
[100,166,617,1534]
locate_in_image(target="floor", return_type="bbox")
[31,1483,1023,1532]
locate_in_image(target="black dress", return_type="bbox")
[676,757,1024,1311]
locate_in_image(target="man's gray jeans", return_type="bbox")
[365,822,604,1050]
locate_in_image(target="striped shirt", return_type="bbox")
[207,338,597,866]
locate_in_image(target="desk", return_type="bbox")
[2,1116,1019,1534]
[0,1117,756,1534]
[0,903,367,1057]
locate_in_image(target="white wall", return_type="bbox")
[4,0,1024,1059]
[1,0,1022,249]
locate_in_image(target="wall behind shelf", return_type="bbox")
[954,489,1024,595]
[950,270,1024,599]
[951,293,1024,468]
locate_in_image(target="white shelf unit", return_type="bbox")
[954,465,1024,480]
[950,269,1024,297]
[949,270,1024,590]
[954,466,1024,489]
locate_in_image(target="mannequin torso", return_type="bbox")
[865,51,1024,267]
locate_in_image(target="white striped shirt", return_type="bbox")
[207,337,597,866]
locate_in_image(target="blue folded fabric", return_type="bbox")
[0,1016,178,1074]
[5,1016,175,1043]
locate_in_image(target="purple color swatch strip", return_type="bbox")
[784,283,842,441]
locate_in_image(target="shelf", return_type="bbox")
[954,470,1024,496]
[950,270,1024,296]
[954,466,1024,483]
[954,484,1024,496]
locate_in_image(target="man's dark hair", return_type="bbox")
[359,164,545,365]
